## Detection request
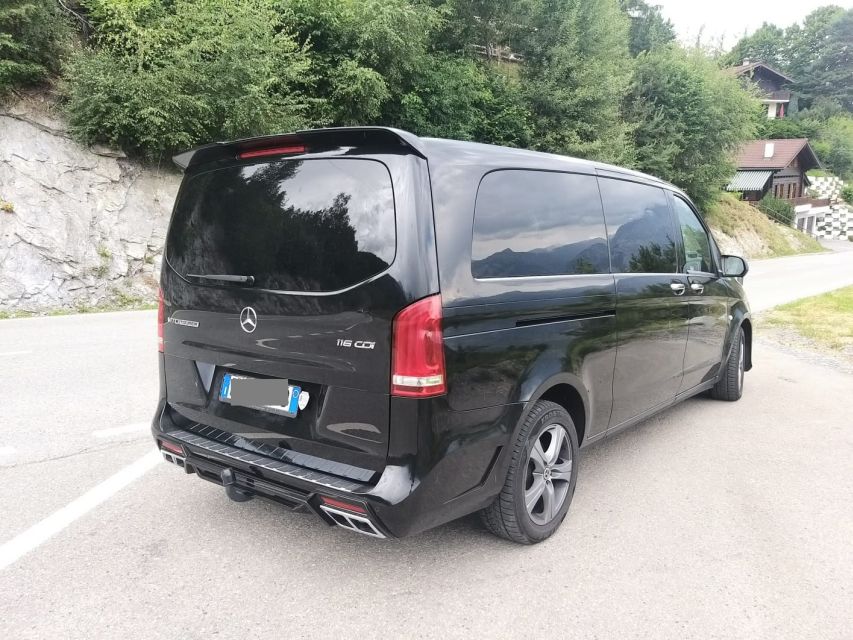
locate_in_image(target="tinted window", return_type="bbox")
[166,159,395,292]
[472,171,609,278]
[672,196,713,273]
[599,178,677,273]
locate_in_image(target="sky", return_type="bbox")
[654,0,853,50]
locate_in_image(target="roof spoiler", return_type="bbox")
[172,126,427,171]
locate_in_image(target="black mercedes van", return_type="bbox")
[153,127,752,544]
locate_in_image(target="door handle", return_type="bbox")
[690,283,705,294]
[670,282,686,296]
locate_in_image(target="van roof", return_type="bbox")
[418,136,676,189]
[173,126,680,194]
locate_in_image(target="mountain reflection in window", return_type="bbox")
[472,171,609,279]
[598,179,677,274]
[166,158,396,292]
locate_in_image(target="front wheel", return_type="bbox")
[481,400,579,544]
[711,327,745,401]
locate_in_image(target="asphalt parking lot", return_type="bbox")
[1,253,852,639]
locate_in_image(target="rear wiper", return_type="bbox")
[187,273,255,286]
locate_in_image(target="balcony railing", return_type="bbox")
[791,197,832,207]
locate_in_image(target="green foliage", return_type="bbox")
[794,9,852,112]
[811,115,853,180]
[758,195,795,226]
[51,0,759,207]
[841,185,853,205]
[620,0,676,56]
[627,46,759,209]
[0,0,72,93]
[521,0,635,164]
[722,23,787,69]
[397,55,533,146]
[724,7,853,113]
[758,114,820,140]
[280,0,438,126]
[66,0,317,157]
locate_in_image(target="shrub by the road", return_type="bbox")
[0,0,72,94]
[759,195,796,226]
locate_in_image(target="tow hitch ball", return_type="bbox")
[220,468,254,503]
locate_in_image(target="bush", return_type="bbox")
[758,195,796,226]
[0,0,72,93]
[841,185,853,205]
[65,0,318,157]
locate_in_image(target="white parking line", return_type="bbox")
[91,422,150,439]
[0,351,31,357]
[0,448,161,571]
[0,446,15,457]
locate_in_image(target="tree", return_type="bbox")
[397,55,533,146]
[278,0,442,126]
[811,115,853,179]
[721,23,787,70]
[66,0,317,157]
[786,6,847,79]
[620,0,675,56]
[521,0,635,164]
[793,8,852,112]
[0,0,72,94]
[627,46,759,209]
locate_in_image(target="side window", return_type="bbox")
[598,178,677,273]
[471,170,609,278]
[672,196,713,273]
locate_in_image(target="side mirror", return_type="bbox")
[721,255,748,278]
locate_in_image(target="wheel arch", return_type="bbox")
[519,374,589,447]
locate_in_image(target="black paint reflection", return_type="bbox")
[472,171,610,278]
[167,158,396,292]
[599,178,678,273]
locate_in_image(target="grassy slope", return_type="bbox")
[705,193,825,259]
[763,286,853,352]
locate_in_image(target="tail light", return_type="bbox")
[159,439,185,456]
[320,496,367,514]
[391,294,447,398]
[157,288,164,352]
[238,144,306,160]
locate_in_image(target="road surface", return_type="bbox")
[744,247,853,311]
[1,253,852,639]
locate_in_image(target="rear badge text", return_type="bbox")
[336,339,376,350]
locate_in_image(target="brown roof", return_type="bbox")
[727,61,794,84]
[735,138,820,171]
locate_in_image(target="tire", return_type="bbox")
[711,327,745,401]
[481,400,579,544]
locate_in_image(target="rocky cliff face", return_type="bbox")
[0,98,180,312]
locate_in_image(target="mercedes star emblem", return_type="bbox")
[239,306,257,333]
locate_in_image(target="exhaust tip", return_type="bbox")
[319,504,385,539]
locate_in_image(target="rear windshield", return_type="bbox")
[166,158,396,292]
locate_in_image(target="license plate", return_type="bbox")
[219,374,301,417]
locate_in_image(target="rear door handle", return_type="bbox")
[670,282,686,296]
[690,283,705,294]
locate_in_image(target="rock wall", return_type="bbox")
[0,98,180,312]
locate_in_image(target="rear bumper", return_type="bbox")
[152,398,521,538]
[157,430,391,537]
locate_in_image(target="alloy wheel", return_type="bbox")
[525,424,572,526]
